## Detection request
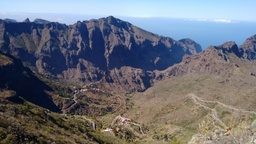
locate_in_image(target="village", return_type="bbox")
[73,83,107,95]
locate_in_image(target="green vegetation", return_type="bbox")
[0,97,124,144]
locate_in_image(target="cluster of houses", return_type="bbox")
[101,128,113,133]
[73,83,106,94]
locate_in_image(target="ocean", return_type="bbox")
[123,17,256,50]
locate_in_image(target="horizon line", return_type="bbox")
[1,12,256,24]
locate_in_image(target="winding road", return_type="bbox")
[189,93,227,128]
[58,90,96,131]
[189,93,256,115]
[129,121,145,134]
[188,93,256,143]
[111,115,144,135]
[62,91,79,113]
[70,91,79,106]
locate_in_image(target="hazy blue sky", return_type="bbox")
[0,0,256,21]
[0,0,255,49]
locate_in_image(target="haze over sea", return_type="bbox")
[125,17,256,50]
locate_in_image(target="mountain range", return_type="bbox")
[0,16,256,143]
[0,16,201,93]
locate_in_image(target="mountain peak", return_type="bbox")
[239,34,256,60]
[97,16,130,27]
[33,18,50,24]
[179,38,202,54]
[210,41,241,57]
[106,15,117,21]
[3,18,17,23]
[179,38,196,44]
[107,16,119,25]
[0,16,201,92]
[221,41,237,49]
[246,34,256,41]
[23,18,30,23]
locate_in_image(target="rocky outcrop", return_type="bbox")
[239,34,256,60]
[0,16,202,92]
[214,41,241,57]
[33,18,50,24]
[159,36,256,79]
[23,18,30,23]
[2,18,17,23]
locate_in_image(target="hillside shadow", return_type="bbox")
[0,52,60,112]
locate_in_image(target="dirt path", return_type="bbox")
[62,91,79,113]
[189,93,227,128]
[188,93,256,143]
[129,121,145,134]
[111,115,144,134]
[189,93,256,115]
[59,91,96,130]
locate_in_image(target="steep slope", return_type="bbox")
[0,51,130,143]
[0,51,127,116]
[0,16,201,92]
[0,52,60,112]
[160,41,242,77]
[123,35,256,143]
[0,98,123,144]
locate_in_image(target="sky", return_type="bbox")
[0,0,255,49]
[0,0,256,22]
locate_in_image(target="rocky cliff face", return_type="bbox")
[0,16,202,92]
[239,34,256,60]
